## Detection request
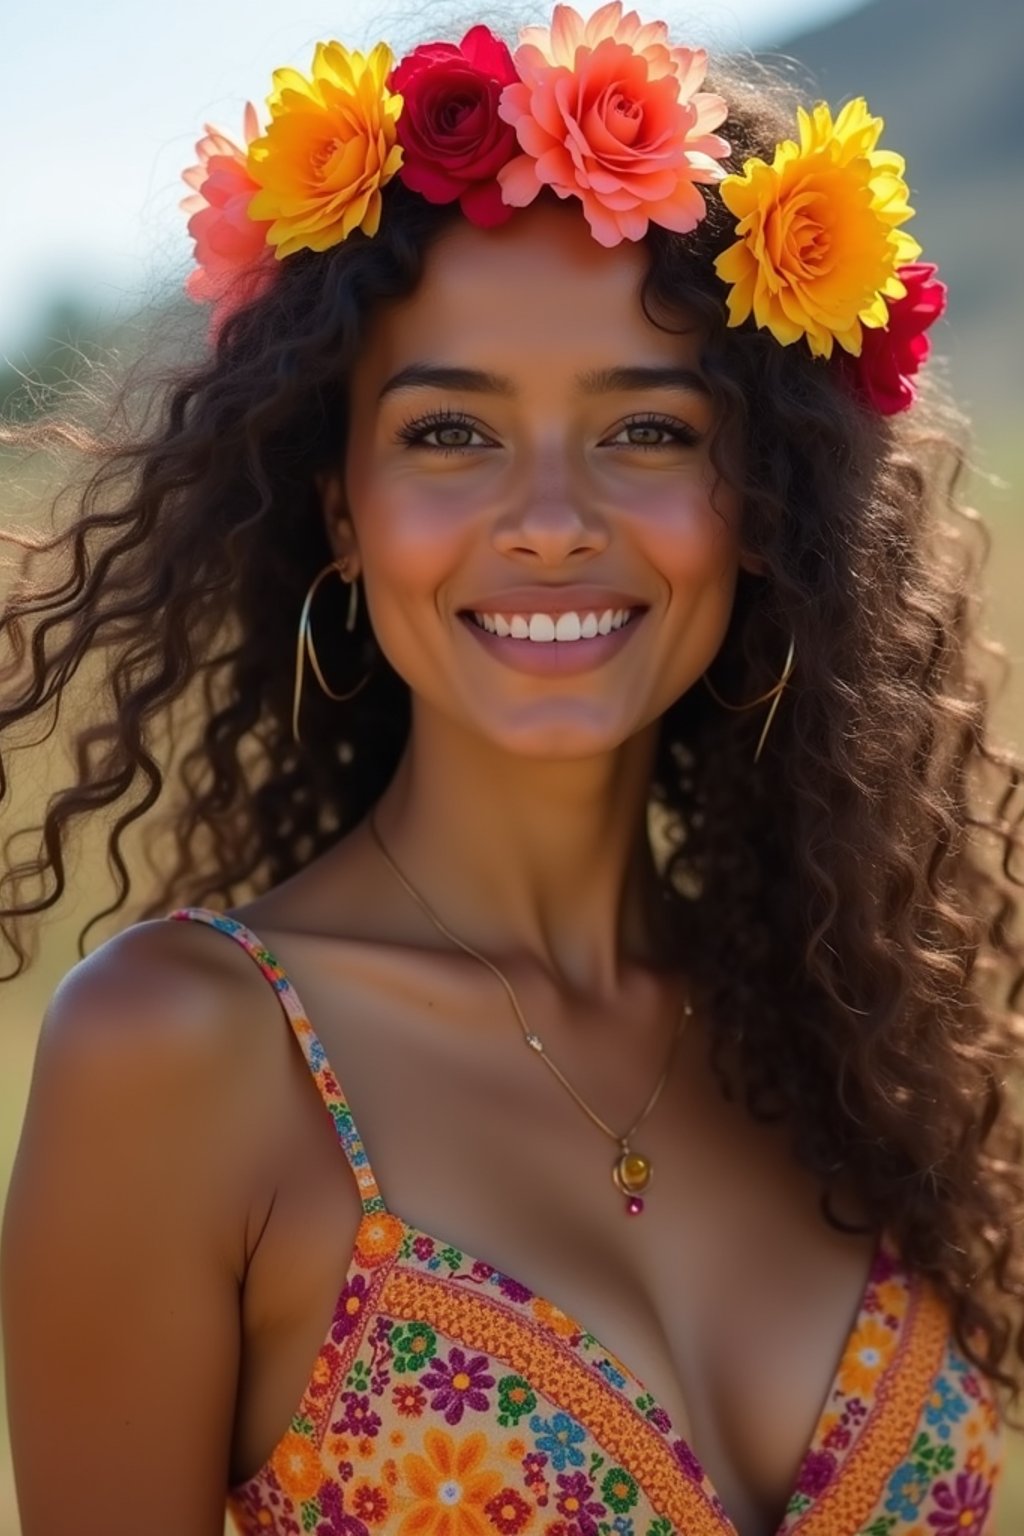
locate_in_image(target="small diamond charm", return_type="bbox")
[525,1033,544,1052]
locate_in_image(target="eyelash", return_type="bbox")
[394,407,701,455]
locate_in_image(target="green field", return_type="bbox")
[1,435,1023,1533]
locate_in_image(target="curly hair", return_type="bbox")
[3,56,1024,1421]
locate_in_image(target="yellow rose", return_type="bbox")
[714,98,921,357]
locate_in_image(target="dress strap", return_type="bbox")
[168,906,387,1217]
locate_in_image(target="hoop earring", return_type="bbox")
[292,559,373,746]
[700,630,796,765]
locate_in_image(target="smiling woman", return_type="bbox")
[1,9,1024,1536]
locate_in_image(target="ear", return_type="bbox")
[315,471,361,576]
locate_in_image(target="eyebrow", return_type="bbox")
[377,363,710,400]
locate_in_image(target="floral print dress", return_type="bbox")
[168,908,1005,1536]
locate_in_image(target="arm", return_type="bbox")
[1,922,258,1536]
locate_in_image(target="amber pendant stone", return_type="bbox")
[613,1148,652,1213]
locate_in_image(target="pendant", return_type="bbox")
[612,1142,652,1215]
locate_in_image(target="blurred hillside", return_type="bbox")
[775,0,1022,433]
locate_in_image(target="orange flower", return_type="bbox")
[530,1298,578,1338]
[247,41,404,258]
[399,1428,504,1536]
[837,1315,897,1399]
[873,1279,906,1318]
[497,1,728,246]
[270,1430,322,1500]
[355,1210,405,1266]
[714,98,920,358]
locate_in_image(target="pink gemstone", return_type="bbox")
[626,1196,645,1215]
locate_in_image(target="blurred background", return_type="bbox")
[1,0,1022,1529]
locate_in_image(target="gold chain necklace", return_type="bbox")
[367,811,692,1215]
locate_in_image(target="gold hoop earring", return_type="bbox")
[700,630,796,765]
[292,559,373,746]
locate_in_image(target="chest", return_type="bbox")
[232,950,878,1536]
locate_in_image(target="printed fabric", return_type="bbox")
[168,907,1005,1535]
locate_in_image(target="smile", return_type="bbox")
[458,605,647,678]
[469,608,637,642]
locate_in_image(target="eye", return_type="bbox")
[607,415,702,450]
[395,408,494,454]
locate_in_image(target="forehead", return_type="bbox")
[357,201,703,384]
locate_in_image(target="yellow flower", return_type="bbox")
[247,41,403,258]
[714,98,921,358]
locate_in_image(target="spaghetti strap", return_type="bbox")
[168,906,387,1218]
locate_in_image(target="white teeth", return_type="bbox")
[470,607,636,642]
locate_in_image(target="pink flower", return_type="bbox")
[496,1,730,246]
[845,262,948,415]
[390,26,519,228]
[181,104,277,336]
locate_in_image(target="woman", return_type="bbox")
[1,8,1022,1535]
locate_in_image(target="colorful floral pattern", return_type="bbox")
[169,908,1004,1535]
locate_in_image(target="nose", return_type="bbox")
[491,457,610,565]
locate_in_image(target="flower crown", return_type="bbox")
[181,1,946,415]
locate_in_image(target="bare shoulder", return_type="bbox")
[0,917,294,1534]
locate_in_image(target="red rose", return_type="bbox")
[846,262,948,415]
[390,25,519,227]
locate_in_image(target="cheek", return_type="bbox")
[347,449,476,597]
[636,478,743,594]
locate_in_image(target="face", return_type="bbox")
[325,199,759,760]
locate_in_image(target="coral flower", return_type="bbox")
[714,98,921,357]
[180,104,276,333]
[246,41,404,258]
[497,1,729,246]
[399,1428,504,1536]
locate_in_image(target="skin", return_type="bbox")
[1,200,876,1536]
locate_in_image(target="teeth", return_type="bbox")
[470,608,636,642]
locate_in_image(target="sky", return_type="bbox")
[2,0,867,355]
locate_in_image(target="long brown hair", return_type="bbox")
[3,60,1024,1417]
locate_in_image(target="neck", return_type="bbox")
[369,704,672,999]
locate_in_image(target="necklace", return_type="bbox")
[367,810,692,1215]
